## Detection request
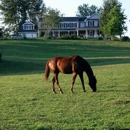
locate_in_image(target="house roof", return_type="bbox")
[61,17,79,22]
[87,13,99,20]
[60,13,99,22]
[22,21,35,26]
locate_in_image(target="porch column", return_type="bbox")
[53,31,55,37]
[58,31,60,37]
[77,30,79,36]
[94,29,98,37]
[68,31,70,35]
[86,29,88,37]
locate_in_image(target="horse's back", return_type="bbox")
[47,55,86,74]
[47,56,75,74]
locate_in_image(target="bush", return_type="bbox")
[120,36,129,41]
[60,34,80,40]
[60,34,70,40]
[97,37,103,40]
[43,35,54,39]
[128,38,130,42]
[111,36,120,41]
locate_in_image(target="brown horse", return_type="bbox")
[44,55,97,94]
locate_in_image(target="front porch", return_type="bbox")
[50,29,101,38]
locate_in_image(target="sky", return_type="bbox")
[44,0,130,36]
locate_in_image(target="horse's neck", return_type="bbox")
[84,63,94,80]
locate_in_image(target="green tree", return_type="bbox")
[99,0,127,37]
[105,6,127,37]
[76,4,101,17]
[41,7,63,36]
[27,0,44,21]
[0,0,44,33]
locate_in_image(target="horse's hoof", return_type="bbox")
[60,92,63,94]
[71,91,74,94]
[53,91,57,94]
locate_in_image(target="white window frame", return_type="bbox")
[23,25,34,30]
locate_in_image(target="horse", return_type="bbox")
[44,55,97,94]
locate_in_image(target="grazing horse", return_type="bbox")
[44,55,97,94]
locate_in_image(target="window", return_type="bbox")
[73,23,77,28]
[94,21,99,26]
[80,22,85,28]
[89,21,93,26]
[60,22,77,28]
[61,23,64,28]
[67,23,69,28]
[23,25,34,30]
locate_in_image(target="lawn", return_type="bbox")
[0,39,130,130]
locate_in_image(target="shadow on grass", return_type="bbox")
[0,39,130,76]
[88,57,130,66]
[0,57,130,76]
[0,59,46,76]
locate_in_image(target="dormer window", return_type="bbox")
[23,25,34,30]
[22,21,35,30]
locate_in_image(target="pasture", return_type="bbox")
[0,39,130,130]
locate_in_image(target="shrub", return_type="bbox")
[128,38,130,42]
[111,36,120,41]
[60,34,80,40]
[70,34,80,40]
[43,35,53,39]
[97,37,103,40]
[120,36,129,41]
[60,34,70,40]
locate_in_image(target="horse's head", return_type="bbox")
[89,76,97,92]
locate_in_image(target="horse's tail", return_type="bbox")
[44,62,50,82]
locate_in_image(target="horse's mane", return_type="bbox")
[80,56,94,77]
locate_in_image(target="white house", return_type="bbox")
[18,13,101,38]
[38,13,101,37]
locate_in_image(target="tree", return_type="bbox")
[76,4,101,17]
[99,0,127,37]
[105,6,127,37]
[41,7,63,36]
[27,0,44,21]
[0,0,44,33]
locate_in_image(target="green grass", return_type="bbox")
[0,39,130,130]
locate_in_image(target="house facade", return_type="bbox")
[39,13,101,38]
[18,13,101,38]
[18,21,38,38]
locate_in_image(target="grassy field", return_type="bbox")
[0,39,130,130]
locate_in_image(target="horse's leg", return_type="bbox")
[52,77,57,94]
[79,73,86,92]
[55,73,63,94]
[71,72,77,93]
